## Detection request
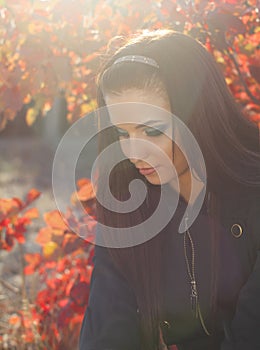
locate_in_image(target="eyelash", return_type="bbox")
[115,125,168,138]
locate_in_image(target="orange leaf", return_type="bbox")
[24,253,41,264]
[9,314,21,327]
[52,228,65,236]
[0,198,19,216]
[36,227,52,246]
[23,207,39,219]
[77,178,90,188]
[44,210,68,230]
[76,182,95,202]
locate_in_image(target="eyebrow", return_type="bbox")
[115,120,166,129]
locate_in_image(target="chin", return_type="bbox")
[144,175,169,186]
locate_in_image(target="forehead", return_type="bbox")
[104,89,171,126]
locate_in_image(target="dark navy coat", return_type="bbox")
[79,188,260,350]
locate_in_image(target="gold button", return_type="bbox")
[162,320,171,329]
[231,224,243,238]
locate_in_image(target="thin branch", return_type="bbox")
[0,320,10,329]
[0,278,19,293]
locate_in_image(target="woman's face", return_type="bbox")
[105,89,189,187]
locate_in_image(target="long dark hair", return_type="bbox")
[94,29,260,350]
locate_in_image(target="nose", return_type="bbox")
[129,156,139,165]
[120,137,149,164]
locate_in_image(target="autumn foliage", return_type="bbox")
[0,0,259,130]
[0,0,259,349]
[0,181,96,349]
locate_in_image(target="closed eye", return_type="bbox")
[145,125,168,136]
[114,124,169,138]
[114,127,129,138]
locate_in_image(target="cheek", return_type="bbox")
[161,139,173,162]
[118,137,173,162]
[172,144,188,166]
[168,141,174,160]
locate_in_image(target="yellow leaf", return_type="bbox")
[80,103,93,116]
[225,77,232,85]
[43,241,59,258]
[216,56,225,64]
[25,108,38,126]
[244,43,255,53]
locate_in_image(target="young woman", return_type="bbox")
[79,29,260,350]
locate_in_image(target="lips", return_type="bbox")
[138,167,156,176]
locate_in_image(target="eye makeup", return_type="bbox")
[145,124,169,136]
[114,123,170,138]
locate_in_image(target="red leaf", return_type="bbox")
[15,231,26,244]
[26,189,41,205]
[58,298,69,308]
[12,197,23,209]
[70,281,89,306]
[57,303,74,329]
[24,253,41,274]
[249,114,260,123]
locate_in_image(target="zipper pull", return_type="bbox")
[190,280,199,318]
